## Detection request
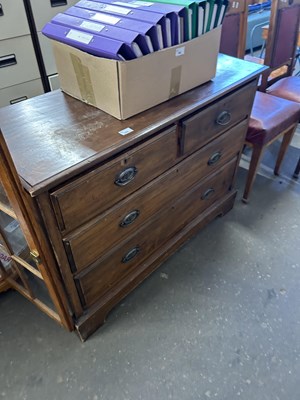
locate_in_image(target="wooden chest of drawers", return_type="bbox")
[0,55,265,340]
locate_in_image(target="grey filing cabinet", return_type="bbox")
[0,0,78,107]
[0,0,43,107]
[30,0,78,91]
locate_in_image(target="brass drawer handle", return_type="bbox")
[122,246,140,263]
[115,166,137,186]
[201,188,215,200]
[120,210,140,227]
[216,111,231,126]
[208,151,222,166]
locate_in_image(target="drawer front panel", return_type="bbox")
[0,79,44,108]
[30,0,78,32]
[181,80,256,155]
[0,0,30,40]
[0,36,40,90]
[76,157,237,308]
[66,119,247,272]
[52,126,178,233]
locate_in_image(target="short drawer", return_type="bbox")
[0,79,44,108]
[75,157,237,308]
[0,0,30,40]
[30,0,79,32]
[180,80,257,155]
[65,119,247,272]
[0,36,41,90]
[51,126,179,233]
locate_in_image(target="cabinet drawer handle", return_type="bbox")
[0,54,17,69]
[216,111,231,126]
[10,96,28,105]
[201,188,215,200]
[50,0,67,7]
[120,210,140,227]
[122,246,140,263]
[115,166,137,186]
[208,151,222,166]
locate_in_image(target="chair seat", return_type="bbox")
[267,76,300,103]
[247,92,300,145]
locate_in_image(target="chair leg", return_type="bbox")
[293,157,300,179]
[242,144,265,203]
[274,125,297,176]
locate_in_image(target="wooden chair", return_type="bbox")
[220,0,248,58]
[220,1,300,200]
[243,91,300,202]
[245,0,300,91]
[266,75,300,179]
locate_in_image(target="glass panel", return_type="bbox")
[0,183,11,211]
[26,270,56,311]
[13,262,56,312]
[0,242,18,288]
[0,211,28,256]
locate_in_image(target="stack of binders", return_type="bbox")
[42,0,228,61]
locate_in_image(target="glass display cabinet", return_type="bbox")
[0,132,72,330]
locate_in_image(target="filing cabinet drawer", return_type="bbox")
[0,36,40,90]
[0,0,30,40]
[30,0,79,32]
[181,80,257,155]
[65,119,247,272]
[38,32,57,76]
[0,79,44,108]
[51,126,178,233]
[76,157,237,308]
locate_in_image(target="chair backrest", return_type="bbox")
[220,0,249,58]
[260,0,300,90]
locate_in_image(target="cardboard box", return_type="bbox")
[51,26,221,120]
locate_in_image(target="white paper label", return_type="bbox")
[91,12,121,25]
[176,46,185,57]
[118,127,134,135]
[66,29,93,44]
[113,1,140,8]
[130,1,154,5]
[80,20,105,32]
[4,219,19,233]
[100,4,131,14]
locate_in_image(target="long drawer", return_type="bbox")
[0,36,41,90]
[0,79,44,108]
[65,119,248,272]
[0,0,30,40]
[51,126,178,233]
[180,80,256,155]
[76,157,237,308]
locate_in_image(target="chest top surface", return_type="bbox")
[0,54,265,195]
